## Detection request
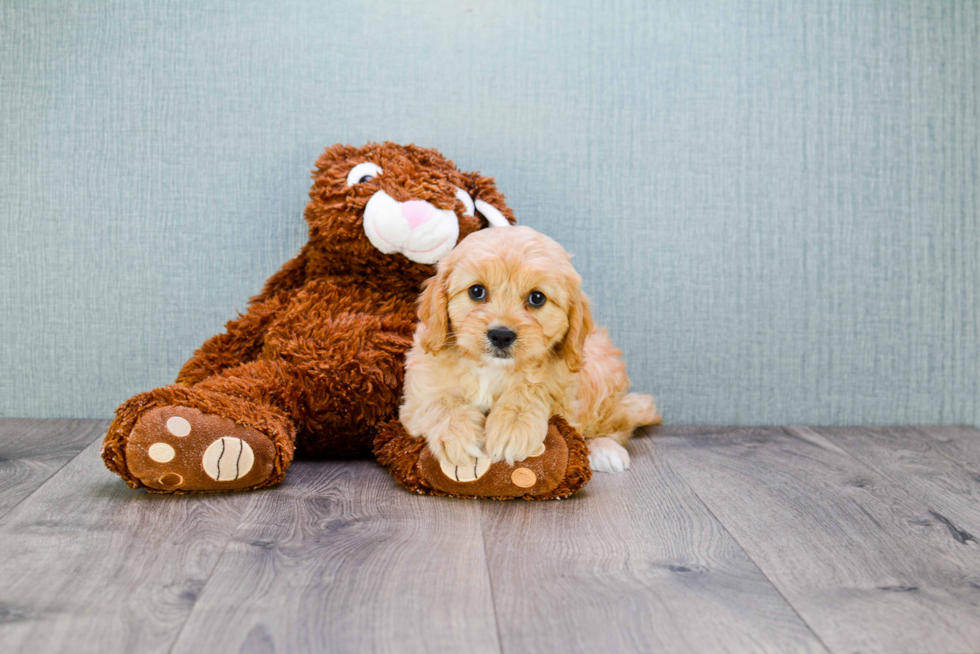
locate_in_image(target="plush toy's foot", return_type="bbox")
[120,406,278,492]
[374,416,592,500]
[103,386,296,493]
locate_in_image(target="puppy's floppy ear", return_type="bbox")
[559,289,595,373]
[417,264,452,354]
[461,171,517,227]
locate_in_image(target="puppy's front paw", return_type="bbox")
[484,413,548,465]
[427,422,485,468]
[588,437,630,473]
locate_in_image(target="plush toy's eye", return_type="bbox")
[527,291,546,308]
[468,284,487,301]
[454,187,475,216]
[346,162,383,187]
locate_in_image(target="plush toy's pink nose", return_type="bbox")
[401,201,435,229]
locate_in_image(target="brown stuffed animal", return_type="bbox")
[101,143,522,493]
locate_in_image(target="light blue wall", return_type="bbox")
[1,1,977,425]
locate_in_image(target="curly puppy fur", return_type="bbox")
[399,226,660,472]
[102,142,514,491]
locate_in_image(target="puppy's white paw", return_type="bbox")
[588,437,630,473]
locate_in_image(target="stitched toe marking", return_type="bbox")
[166,416,192,437]
[202,437,255,481]
[438,456,491,482]
[511,468,537,488]
[158,473,183,487]
[148,442,176,463]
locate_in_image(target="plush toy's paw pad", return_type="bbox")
[202,437,256,481]
[588,437,630,473]
[125,406,277,492]
[439,456,492,482]
[420,425,564,498]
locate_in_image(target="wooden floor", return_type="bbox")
[1,421,979,653]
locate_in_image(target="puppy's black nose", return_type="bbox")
[487,327,517,350]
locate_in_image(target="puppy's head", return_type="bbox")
[417,226,593,371]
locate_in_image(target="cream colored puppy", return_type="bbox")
[399,226,660,473]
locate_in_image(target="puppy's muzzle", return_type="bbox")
[487,327,517,355]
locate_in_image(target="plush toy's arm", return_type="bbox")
[176,250,311,386]
[175,292,288,385]
[259,246,309,297]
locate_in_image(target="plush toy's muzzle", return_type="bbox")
[363,190,460,264]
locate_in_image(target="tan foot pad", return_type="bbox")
[373,415,593,501]
[125,406,277,492]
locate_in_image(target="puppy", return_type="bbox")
[399,226,660,473]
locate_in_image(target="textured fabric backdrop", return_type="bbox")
[1,1,977,425]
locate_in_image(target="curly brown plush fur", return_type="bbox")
[102,143,514,492]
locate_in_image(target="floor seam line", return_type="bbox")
[166,496,256,654]
[785,426,968,512]
[798,425,980,546]
[910,425,980,478]
[0,422,108,524]
[788,426,902,484]
[660,432,835,654]
[478,501,506,654]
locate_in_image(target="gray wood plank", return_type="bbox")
[801,426,980,537]
[655,426,980,654]
[0,438,255,654]
[0,419,108,520]
[481,435,828,654]
[908,426,980,482]
[170,459,501,654]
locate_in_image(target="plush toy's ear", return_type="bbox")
[475,200,511,228]
[417,265,452,354]
[559,290,594,373]
[461,171,517,227]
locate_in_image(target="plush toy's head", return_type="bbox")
[305,143,515,279]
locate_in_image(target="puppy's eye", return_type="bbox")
[527,291,546,307]
[346,162,383,187]
[468,285,487,301]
